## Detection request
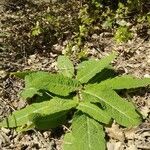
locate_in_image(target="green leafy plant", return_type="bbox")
[114,26,133,43]
[1,53,150,149]
[31,21,42,36]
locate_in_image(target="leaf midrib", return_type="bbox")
[27,78,79,94]
[73,117,93,150]
[14,103,58,122]
[83,90,135,123]
[87,117,92,150]
[78,103,109,123]
[74,116,103,150]
[77,61,100,82]
[13,102,74,123]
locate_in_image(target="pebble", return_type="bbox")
[43,132,50,139]
[144,74,150,78]
[1,128,10,134]
[0,70,7,78]
[0,132,10,143]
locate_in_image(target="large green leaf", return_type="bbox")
[28,111,68,130]
[81,90,100,103]
[11,71,35,79]
[88,66,117,84]
[83,85,142,127]
[21,88,42,99]
[63,112,106,150]
[98,75,150,89]
[63,133,76,150]
[21,72,81,99]
[77,102,111,124]
[76,52,116,83]
[0,98,78,129]
[57,55,74,78]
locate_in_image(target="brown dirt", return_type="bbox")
[0,36,150,150]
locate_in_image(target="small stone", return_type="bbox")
[140,106,149,118]
[1,128,10,134]
[91,34,99,39]
[144,74,150,78]
[17,100,26,109]
[107,142,114,150]
[0,132,10,143]
[124,127,138,140]
[127,144,137,150]
[30,54,36,61]
[0,70,7,78]
[43,132,50,138]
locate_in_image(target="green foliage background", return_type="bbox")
[1,0,150,55]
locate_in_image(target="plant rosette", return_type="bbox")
[1,53,150,150]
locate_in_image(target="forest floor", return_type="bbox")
[0,1,150,150]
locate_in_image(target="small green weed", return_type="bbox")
[1,53,150,149]
[114,26,133,43]
[2,1,149,54]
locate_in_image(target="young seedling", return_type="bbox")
[0,53,150,150]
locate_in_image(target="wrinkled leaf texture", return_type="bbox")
[63,112,106,150]
[76,52,116,83]
[57,55,74,78]
[98,75,150,89]
[0,98,77,129]
[21,72,81,99]
[84,85,141,127]
[77,102,111,124]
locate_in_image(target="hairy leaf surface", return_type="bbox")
[77,102,111,124]
[84,85,141,127]
[98,75,150,89]
[21,72,81,99]
[63,133,75,150]
[57,56,74,78]
[0,98,77,128]
[21,88,42,99]
[63,112,106,150]
[76,52,116,83]
[81,91,100,103]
